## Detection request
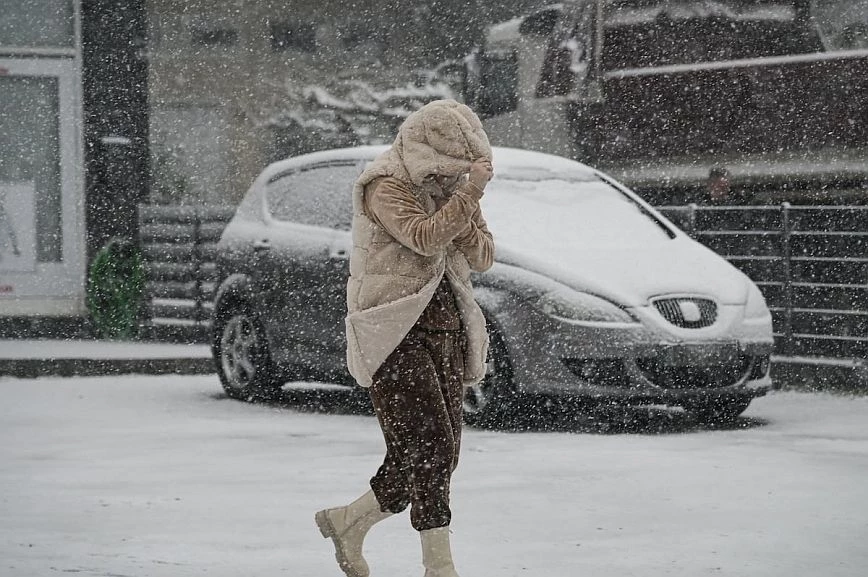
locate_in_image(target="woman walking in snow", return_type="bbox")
[315,99,495,577]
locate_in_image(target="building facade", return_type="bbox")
[145,0,442,207]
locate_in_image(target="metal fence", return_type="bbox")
[137,205,235,341]
[657,204,868,360]
[138,204,868,361]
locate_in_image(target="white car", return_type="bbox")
[212,146,774,426]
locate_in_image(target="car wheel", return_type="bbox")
[213,303,282,401]
[463,328,518,428]
[685,395,752,424]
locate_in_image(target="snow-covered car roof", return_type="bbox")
[257,145,599,185]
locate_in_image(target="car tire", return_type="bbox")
[685,395,752,424]
[463,327,519,429]
[213,302,283,401]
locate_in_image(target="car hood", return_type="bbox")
[481,175,750,307]
[495,235,749,307]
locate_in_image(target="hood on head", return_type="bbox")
[393,99,492,188]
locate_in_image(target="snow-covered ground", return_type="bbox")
[0,340,211,360]
[1,375,866,577]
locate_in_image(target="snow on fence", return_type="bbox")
[138,204,867,362]
[657,204,868,361]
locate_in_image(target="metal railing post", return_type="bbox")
[192,208,203,326]
[687,202,698,237]
[781,202,794,356]
[135,204,149,334]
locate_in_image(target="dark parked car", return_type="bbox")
[212,146,773,424]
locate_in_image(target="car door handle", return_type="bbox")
[253,240,271,251]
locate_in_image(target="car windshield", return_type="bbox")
[483,173,674,251]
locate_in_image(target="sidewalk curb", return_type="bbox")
[0,357,215,379]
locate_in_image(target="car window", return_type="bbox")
[265,162,359,230]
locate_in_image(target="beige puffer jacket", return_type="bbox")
[345,99,494,388]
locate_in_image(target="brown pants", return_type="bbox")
[368,327,465,531]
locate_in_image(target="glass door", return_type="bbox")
[0,58,84,315]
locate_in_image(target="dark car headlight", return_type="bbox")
[535,290,636,325]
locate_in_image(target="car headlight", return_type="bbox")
[536,290,635,325]
[744,281,771,319]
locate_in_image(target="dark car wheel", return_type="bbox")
[685,395,752,424]
[213,303,282,401]
[463,328,519,428]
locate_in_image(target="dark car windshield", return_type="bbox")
[483,173,674,249]
[602,0,824,69]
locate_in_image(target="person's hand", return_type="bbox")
[468,158,493,191]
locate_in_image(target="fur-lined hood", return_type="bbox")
[355,99,492,193]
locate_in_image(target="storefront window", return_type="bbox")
[0,0,75,49]
[0,76,62,265]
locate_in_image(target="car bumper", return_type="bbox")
[542,375,773,405]
[504,307,774,405]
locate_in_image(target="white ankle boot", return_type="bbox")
[315,490,392,577]
[420,526,461,577]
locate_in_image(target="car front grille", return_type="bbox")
[636,355,752,389]
[653,297,717,328]
[562,358,631,388]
